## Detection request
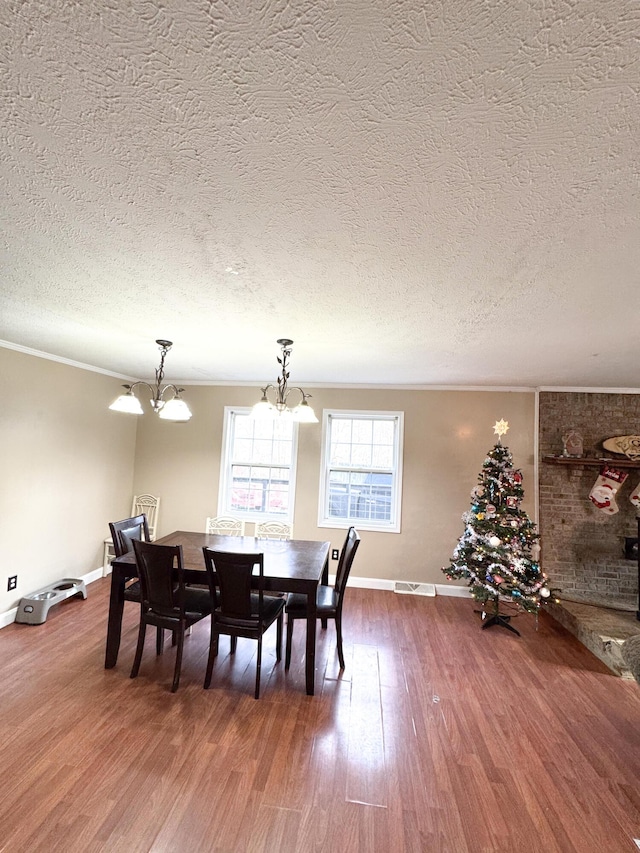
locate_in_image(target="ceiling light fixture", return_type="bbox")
[251,339,318,423]
[109,339,192,422]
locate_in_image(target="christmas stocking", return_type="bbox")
[589,466,628,514]
[630,478,640,509]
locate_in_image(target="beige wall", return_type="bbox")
[0,347,537,621]
[133,385,536,585]
[0,348,137,614]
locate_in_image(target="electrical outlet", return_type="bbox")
[331,549,339,560]
[7,575,17,592]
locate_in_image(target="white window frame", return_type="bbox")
[318,409,404,533]
[218,407,298,524]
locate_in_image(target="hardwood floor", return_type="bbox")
[0,578,638,852]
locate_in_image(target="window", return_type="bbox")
[319,410,403,533]
[219,408,298,522]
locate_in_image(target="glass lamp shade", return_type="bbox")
[292,400,318,423]
[109,391,144,415]
[158,396,193,421]
[251,398,276,419]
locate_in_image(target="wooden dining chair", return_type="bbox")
[108,514,150,604]
[104,494,160,570]
[205,516,245,536]
[254,520,293,540]
[131,494,161,539]
[202,548,285,699]
[130,540,212,692]
[285,526,361,671]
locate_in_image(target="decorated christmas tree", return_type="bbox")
[443,420,551,634]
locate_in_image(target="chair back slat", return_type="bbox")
[205,516,245,536]
[133,539,184,620]
[131,494,160,539]
[334,527,361,597]
[109,514,150,558]
[203,549,263,624]
[254,521,292,540]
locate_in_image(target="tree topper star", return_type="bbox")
[493,419,509,439]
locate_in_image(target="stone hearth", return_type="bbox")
[548,599,640,679]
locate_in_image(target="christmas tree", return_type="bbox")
[443,420,551,633]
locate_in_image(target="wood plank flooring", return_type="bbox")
[0,578,638,852]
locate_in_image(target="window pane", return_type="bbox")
[371,442,394,468]
[252,439,274,464]
[271,439,291,465]
[330,441,353,466]
[352,419,373,445]
[331,419,352,442]
[372,420,394,444]
[232,437,253,462]
[328,469,392,522]
[351,443,372,467]
[234,417,254,439]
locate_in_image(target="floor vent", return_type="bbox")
[394,582,436,597]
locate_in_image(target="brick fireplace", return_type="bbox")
[539,391,640,612]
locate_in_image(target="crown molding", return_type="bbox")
[0,339,132,380]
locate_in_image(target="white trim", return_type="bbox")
[342,576,472,597]
[3,342,640,394]
[345,576,395,591]
[435,583,473,598]
[0,572,472,626]
[536,386,640,394]
[0,339,132,379]
[0,566,106,628]
[83,567,105,585]
[183,380,540,391]
[0,607,19,629]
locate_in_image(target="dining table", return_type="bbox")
[105,530,331,695]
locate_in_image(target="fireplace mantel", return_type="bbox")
[543,456,640,469]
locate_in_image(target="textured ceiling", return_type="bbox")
[1,0,639,387]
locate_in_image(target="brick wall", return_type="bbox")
[539,391,640,609]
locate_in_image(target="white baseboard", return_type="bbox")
[347,576,471,597]
[0,607,18,629]
[84,567,105,585]
[1,570,471,628]
[346,576,395,591]
[435,583,473,598]
[0,565,106,629]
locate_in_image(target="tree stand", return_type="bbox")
[479,598,520,636]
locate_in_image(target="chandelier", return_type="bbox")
[109,339,192,422]
[251,339,318,423]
